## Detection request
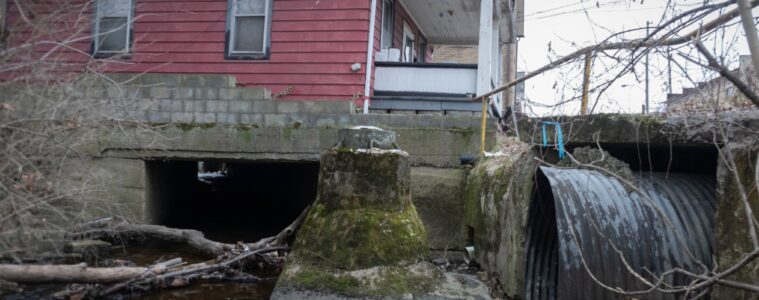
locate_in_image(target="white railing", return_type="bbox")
[374,62,477,96]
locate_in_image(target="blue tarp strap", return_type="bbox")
[540,121,566,159]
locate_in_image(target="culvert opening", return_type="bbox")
[145,160,319,242]
[525,153,718,300]
[524,172,558,300]
[563,143,719,174]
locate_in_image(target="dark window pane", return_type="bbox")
[234,16,265,52]
[381,1,393,48]
[98,17,127,52]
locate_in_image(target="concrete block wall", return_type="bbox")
[89,85,354,124]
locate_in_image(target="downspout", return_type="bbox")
[363,0,378,114]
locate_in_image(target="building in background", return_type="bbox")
[666,55,758,114]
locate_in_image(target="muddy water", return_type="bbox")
[5,241,278,300]
[106,241,277,300]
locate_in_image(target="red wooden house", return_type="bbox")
[1,0,521,115]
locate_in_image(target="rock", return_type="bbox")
[272,263,492,300]
[63,240,112,258]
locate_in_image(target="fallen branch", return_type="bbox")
[77,205,311,257]
[100,246,288,296]
[0,205,311,288]
[0,264,149,284]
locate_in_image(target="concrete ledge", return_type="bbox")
[518,111,759,146]
[77,119,494,167]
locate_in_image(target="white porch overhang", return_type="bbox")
[370,0,524,116]
[398,0,523,45]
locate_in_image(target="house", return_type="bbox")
[1,0,523,116]
[666,55,758,114]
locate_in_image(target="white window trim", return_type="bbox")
[380,0,394,49]
[228,0,271,55]
[93,0,134,56]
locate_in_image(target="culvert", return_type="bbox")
[145,160,319,242]
[525,167,716,300]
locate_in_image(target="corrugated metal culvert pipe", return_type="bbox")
[525,167,716,300]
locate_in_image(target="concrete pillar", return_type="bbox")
[272,127,432,298]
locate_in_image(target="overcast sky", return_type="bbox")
[518,0,758,116]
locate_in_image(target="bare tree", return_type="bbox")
[482,0,759,297]
[0,0,159,260]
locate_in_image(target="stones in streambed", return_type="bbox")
[271,127,491,299]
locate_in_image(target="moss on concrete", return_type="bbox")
[292,202,428,270]
[174,122,216,131]
[463,141,538,298]
[317,149,411,211]
[273,141,436,298]
[517,113,671,145]
[714,142,759,299]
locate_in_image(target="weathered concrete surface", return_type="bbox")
[411,167,468,250]
[714,143,759,299]
[338,127,397,149]
[82,114,493,168]
[518,111,759,146]
[55,157,146,222]
[463,141,538,298]
[272,263,491,300]
[273,133,433,298]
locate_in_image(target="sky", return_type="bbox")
[517,0,758,116]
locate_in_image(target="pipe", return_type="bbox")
[363,0,378,114]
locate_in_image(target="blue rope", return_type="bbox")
[540,121,566,159]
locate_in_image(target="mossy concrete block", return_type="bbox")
[411,167,468,250]
[317,149,410,210]
[274,142,439,298]
[293,202,428,269]
[713,142,759,299]
[463,142,539,298]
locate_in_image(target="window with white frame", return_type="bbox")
[380,0,394,49]
[227,0,272,59]
[93,0,134,57]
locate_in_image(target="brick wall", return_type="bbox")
[431,45,479,64]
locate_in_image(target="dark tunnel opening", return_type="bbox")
[145,160,319,243]
[524,171,559,300]
[564,143,719,174]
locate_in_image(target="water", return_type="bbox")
[3,241,277,300]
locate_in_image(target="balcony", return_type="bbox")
[371,62,481,112]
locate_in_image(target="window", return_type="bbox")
[380,0,394,49]
[226,0,272,59]
[93,0,134,57]
[726,85,736,98]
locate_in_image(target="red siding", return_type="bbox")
[5,0,374,100]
